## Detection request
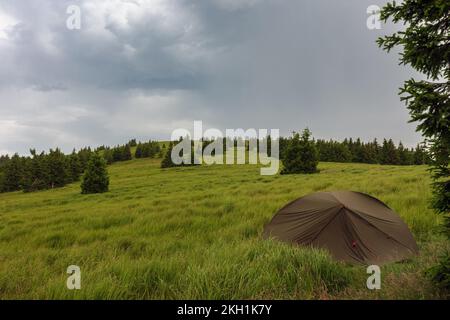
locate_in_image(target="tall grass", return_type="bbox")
[0,160,447,299]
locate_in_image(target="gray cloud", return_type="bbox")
[0,0,422,155]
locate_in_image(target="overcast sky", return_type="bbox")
[0,0,423,155]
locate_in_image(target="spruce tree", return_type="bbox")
[161,142,176,168]
[135,143,143,158]
[47,148,70,188]
[122,144,132,161]
[81,152,109,194]
[380,139,400,165]
[372,138,381,164]
[2,154,23,192]
[266,135,272,157]
[112,146,122,162]
[0,172,4,193]
[20,157,33,192]
[0,155,9,169]
[378,0,450,289]
[398,142,412,165]
[129,139,137,147]
[337,143,352,163]
[21,150,48,192]
[149,141,161,158]
[353,138,364,163]
[413,144,426,165]
[281,128,319,174]
[78,147,92,171]
[158,144,166,159]
[142,144,150,158]
[103,148,114,165]
[69,151,82,181]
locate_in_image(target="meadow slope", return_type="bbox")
[0,159,448,299]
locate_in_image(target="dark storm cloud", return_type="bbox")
[0,0,422,155]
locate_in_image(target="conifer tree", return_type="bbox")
[161,142,176,168]
[122,144,132,161]
[371,138,381,164]
[21,150,48,192]
[81,152,109,194]
[281,128,319,174]
[47,148,70,188]
[0,172,4,193]
[413,144,426,165]
[129,139,137,147]
[398,142,412,165]
[378,0,450,289]
[78,147,92,171]
[380,139,399,165]
[20,157,33,192]
[158,144,166,159]
[142,144,150,158]
[2,154,23,192]
[353,138,364,162]
[135,143,143,158]
[69,151,82,181]
[0,155,9,169]
[102,148,114,165]
[279,137,289,160]
[152,141,161,158]
[112,146,122,162]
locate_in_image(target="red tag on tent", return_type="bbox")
[352,240,357,248]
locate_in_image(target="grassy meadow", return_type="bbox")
[0,158,448,299]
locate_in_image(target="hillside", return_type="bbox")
[0,159,447,299]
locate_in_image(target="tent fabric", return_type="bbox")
[263,191,419,265]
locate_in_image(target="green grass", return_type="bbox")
[0,159,448,299]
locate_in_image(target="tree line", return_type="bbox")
[135,140,162,159]
[161,135,429,167]
[0,139,164,194]
[0,147,93,193]
[0,135,430,193]
[280,131,430,174]
[313,138,429,165]
[101,144,133,164]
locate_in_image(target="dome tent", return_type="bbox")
[263,191,418,265]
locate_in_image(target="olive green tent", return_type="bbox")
[263,191,418,264]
